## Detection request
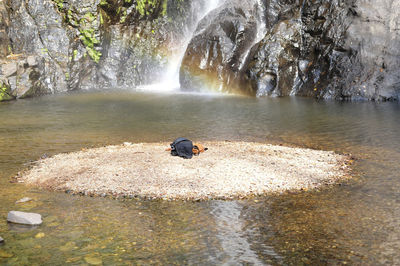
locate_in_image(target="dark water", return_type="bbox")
[0,91,399,265]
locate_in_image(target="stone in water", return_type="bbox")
[16,197,33,203]
[7,211,42,225]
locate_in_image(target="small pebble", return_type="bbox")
[0,250,13,258]
[35,232,45,239]
[84,255,102,265]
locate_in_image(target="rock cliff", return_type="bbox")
[0,0,202,100]
[181,0,400,100]
[1,0,399,101]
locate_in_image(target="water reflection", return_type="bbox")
[210,201,282,265]
[0,91,400,264]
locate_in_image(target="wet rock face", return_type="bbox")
[1,0,399,101]
[180,0,264,94]
[0,1,10,57]
[1,0,202,97]
[297,0,400,100]
[248,0,353,98]
[97,0,217,89]
[6,0,73,93]
[180,0,352,96]
[181,0,400,100]
[0,56,48,100]
[248,17,302,97]
[334,0,400,100]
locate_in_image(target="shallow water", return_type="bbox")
[0,91,399,264]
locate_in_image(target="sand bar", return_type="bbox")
[17,142,351,200]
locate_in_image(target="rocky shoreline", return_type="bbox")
[17,142,351,200]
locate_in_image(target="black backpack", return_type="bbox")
[170,138,193,159]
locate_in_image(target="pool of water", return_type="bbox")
[0,91,399,264]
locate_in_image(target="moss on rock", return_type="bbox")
[0,81,15,102]
[52,1,102,63]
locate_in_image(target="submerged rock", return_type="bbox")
[16,197,33,204]
[35,232,45,239]
[84,254,103,265]
[7,211,42,226]
[0,250,13,258]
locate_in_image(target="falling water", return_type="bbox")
[239,0,267,71]
[137,0,223,93]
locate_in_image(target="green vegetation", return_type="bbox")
[120,10,127,23]
[51,1,102,63]
[135,0,183,17]
[73,49,78,60]
[161,0,185,16]
[53,0,64,11]
[78,12,102,63]
[0,82,14,102]
[79,29,102,63]
[50,0,187,63]
[136,0,159,16]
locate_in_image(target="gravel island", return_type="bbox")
[17,142,351,200]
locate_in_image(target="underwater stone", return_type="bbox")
[84,254,103,265]
[0,250,13,258]
[7,211,42,225]
[16,197,33,203]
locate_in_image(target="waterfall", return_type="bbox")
[239,0,267,71]
[137,0,223,93]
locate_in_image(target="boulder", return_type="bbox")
[7,211,42,225]
[12,68,48,99]
[247,18,302,96]
[1,62,17,77]
[26,56,38,67]
[180,0,264,94]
